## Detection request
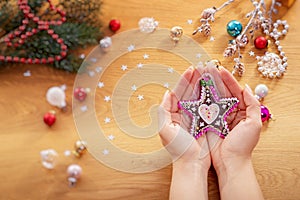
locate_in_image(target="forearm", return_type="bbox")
[216,158,264,200]
[170,160,209,200]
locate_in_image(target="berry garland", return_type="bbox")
[0,0,102,71]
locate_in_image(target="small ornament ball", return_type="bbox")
[255,84,269,99]
[261,105,271,122]
[254,36,268,49]
[227,20,243,37]
[109,19,121,32]
[74,87,88,101]
[44,111,56,127]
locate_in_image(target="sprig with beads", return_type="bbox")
[222,0,288,77]
[192,0,234,36]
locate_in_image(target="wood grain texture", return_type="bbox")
[0,0,300,199]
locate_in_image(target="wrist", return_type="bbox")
[214,156,253,187]
[173,157,210,174]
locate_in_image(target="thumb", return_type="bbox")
[243,84,262,127]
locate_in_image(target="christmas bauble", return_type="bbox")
[254,36,268,49]
[261,105,271,122]
[109,19,121,32]
[44,111,56,127]
[74,87,87,101]
[226,20,243,37]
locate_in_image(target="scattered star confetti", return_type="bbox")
[95,66,103,73]
[249,51,255,57]
[23,70,31,77]
[90,58,97,63]
[210,36,215,41]
[108,134,115,141]
[104,117,111,124]
[60,84,67,90]
[64,150,71,157]
[137,63,144,69]
[81,105,88,112]
[127,44,135,52]
[168,67,174,73]
[79,54,85,59]
[163,82,169,88]
[196,53,202,59]
[131,84,137,91]
[137,95,144,101]
[256,56,260,60]
[88,70,95,77]
[104,96,111,102]
[102,149,109,155]
[143,54,150,59]
[121,65,128,71]
[178,73,239,139]
[98,82,105,88]
[187,19,193,25]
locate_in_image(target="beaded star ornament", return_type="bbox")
[178,73,239,139]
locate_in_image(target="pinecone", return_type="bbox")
[200,7,217,21]
[201,23,211,36]
[232,62,245,76]
[223,44,237,57]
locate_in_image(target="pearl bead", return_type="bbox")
[226,20,243,37]
[254,36,268,49]
[280,51,285,56]
[277,46,282,51]
[255,84,269,98]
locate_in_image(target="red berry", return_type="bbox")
[109,19,121,32]
[43,111,56,127]
[254,36,268,49]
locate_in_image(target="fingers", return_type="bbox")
[173,66,194,101]
[243,84,262,127]
[219,67,246,108]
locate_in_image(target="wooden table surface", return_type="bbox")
[1,0,300,199]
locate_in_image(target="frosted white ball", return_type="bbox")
[46,86,66,108]
[255,84,269,98]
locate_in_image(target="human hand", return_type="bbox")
[158,66,211,169]
[207,67,262,174]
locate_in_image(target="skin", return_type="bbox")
[158,66,264,200]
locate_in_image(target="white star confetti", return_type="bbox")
[81,105,88,112]
[143,54,149,59]
[98,82,104,88]
[196,53,202,59]
[95,66,103,73]
[23,70,31,77]
[90,58,97,63]
[64,150,71,157]
[163,82,169,88]
[187,19,193,25]
[137,95,144,101]
[121,65,128,71]
[249,51,255,57]
[137,63,144,69]
[210,36,215,41]
[127,44,135,52]
[104,117,111,124]
[256,56,260,60]
[168,67,174,73]
[104,96,111,102]
[108,134,115,141]
[102,149,109,155]
[88,70,95,77]
[131,85,137,91]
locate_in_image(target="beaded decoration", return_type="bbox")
[178,73,239,139]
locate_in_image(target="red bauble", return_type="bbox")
[44,111,56,127]
[109,19,121,32]
[254,36,268,49]
[74,87,87,101]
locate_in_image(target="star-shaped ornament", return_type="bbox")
[178,73,239,139]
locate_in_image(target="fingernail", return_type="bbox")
[188,66,194,70]
[245,84,253,94]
